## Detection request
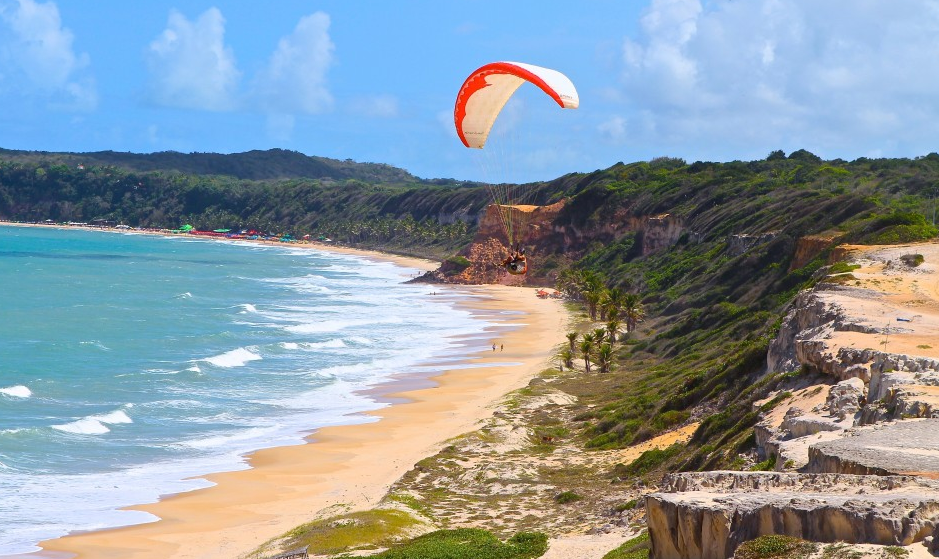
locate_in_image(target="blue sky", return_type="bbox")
[1,1,939,183]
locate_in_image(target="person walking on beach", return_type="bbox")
[500,344,503,351]
[492,343,496,351]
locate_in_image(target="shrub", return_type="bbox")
[733,535,817,558]
[555,491,583,504]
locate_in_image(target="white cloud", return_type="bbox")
[598,116,627,143]
[617,0,939,159]
[252,12,334,115]
[349,95,399,118]
[0,0,96,110]
[146,8,240,111]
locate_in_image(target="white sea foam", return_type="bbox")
[203,347,262,368]
[96,410,133,424]
[280,342,299,350]
[174,292,193,299]
[52,408,133,435]
[53,418,110,435]
[0,385,31,398]
[239,303,258,313]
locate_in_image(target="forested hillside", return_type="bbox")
[2,147,939,471]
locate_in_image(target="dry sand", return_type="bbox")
[823,241,939,360]
[22,230,569,559]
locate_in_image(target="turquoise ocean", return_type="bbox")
[0,225,501,555]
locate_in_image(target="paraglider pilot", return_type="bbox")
[501,245,528,275]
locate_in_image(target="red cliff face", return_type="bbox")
[790,233,843,270]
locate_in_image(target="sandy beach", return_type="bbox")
[15,225,569,559]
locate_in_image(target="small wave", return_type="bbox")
[0,385,31,398]
[174,292,193,299]
[79,340,111,351]
[239,303,258,313]
[280,342,299,350]
[53,417,110,435]
[203,347,262,368]
[186,364,202,373]
[52,408,133,435]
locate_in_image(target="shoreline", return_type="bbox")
[8,223,569,559]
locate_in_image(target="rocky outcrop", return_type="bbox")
[766,291,845,374]
[806,419,939,478]
[826,377,865,420]
[645,471,939,559]
[646,243,939,558]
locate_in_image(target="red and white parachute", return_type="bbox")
[454,61,579,149]
[454,62,579,275]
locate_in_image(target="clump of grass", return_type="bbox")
[734,535,817,558]
[554,490,583,504]
[374,528,547,559]
[750,453,777,471]
[603,530,650,559]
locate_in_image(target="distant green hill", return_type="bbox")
[0,147,453,184]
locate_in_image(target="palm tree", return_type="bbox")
[592,328,607,351]
[579,339,593,373]
[566,332,579,353]
[596,343,614,374]
[606,319,621,345]
[583,290,602,321]
[603,288,628,321]
[560,348,574,369]
[622,293,646,335]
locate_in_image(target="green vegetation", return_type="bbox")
[734,535,817,558]
[749,453,777,471]
[371,528,548,559]
[250,509,425,557]
[602,530,650,559]
[613,444,683,478]
[554,490,583,504]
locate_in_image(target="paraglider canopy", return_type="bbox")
[454,61,579,149]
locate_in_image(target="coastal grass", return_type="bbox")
[602,530,649,559]
[246,508,428,558]
[734,535,817,558]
